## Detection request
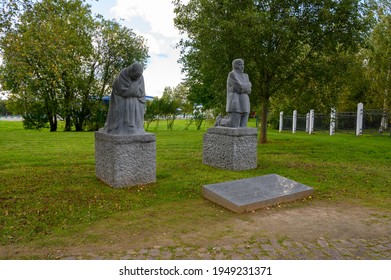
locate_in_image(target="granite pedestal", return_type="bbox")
[203,127,257,170]
[203,174,314,213]
[95,131,156,188]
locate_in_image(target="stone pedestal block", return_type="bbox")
[95,131,156,188]
[203,127,257,171]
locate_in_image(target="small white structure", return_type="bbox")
[305,113,310,132]
[292,110,297,134]
[279,111,283,132]
[356,102,364,136]
[330,108,336,136]
[308,109,315,134]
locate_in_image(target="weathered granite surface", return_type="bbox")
[225,58,251,128]
[100,62,146,135]
[203,174,314,213]
[203,126,257,170]
[95,131,156,188]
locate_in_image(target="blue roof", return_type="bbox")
[102,95,155,101]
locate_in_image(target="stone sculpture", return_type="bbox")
[225,58,252,128]
[205,59,256,171]
[95,62,156,188]
[101,62,146,134]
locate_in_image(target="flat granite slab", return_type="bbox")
[202,174,314,213]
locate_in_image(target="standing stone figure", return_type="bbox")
[226,59,251,128]
[101,62,146,134]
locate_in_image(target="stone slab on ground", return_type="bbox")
[95,131,156,188]
[202,127,257,171]
[202,174,314,213]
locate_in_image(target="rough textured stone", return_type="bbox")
[203,126,257,170]
[95,131,156,188]
[202,174,314,213]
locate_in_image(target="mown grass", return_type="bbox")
[0,119,390,247]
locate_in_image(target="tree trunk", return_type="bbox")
[64,116,72,131]
[259,102,268,144]
[75,118,83,131]
[48,113,57,132]
[380,70,389,131]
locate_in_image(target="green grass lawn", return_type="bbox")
[0,119,390,247]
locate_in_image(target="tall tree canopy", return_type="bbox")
[173,0,371,143]
[365,11,391,129]
[0,0,148,131]
[1,0,94,131]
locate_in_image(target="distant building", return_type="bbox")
[102,95,155,105]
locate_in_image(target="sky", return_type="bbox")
[87,0,188,98]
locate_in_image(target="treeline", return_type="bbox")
[1,0,390,137]
[145,84,206,131]
[173,0,391,143]
[0,0,148,131]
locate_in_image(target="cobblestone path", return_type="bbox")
[60,237,391,260]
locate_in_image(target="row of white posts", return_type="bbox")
[279,102,364,136]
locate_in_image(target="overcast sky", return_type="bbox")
[88,0,188,98]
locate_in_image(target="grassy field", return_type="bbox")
[0,119,390,248]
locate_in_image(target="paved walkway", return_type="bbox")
[60,237,391,260]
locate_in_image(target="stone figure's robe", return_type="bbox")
[102,66,146,134]
[226,70,251,114]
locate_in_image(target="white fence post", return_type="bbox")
[292,110,297,134]
[306,113,309,132]
[309,109,314,134]
[279,111,283,132]
[330,107,336,136]
[356,102,364,136]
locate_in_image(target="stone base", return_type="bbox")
[203,127,257,170]
[203,174,314,213]
[95,131,156,188]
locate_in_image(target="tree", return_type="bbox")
[0,0,149,131]
[72,17,148,131]
[159,86,182,130]
[366,13,391,130]
[0,0,35,34]
[145,97,160,130]
[174,0,370,143]
[0,99,11,116]
[1,0,94,131]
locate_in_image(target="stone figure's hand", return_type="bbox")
[122,83,139,98]
[242,83,251,94]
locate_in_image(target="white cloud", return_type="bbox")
[143,45,184,97]
[110,0,179,38]
[109,0,185,97]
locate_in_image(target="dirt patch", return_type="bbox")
[1,200,390,259]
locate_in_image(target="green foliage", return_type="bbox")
[145,97,160,130]
[160,87,182,130]
[21,102,49,130]
[145,84,191,131]
[84,102,108,132]
[183,105,206,130]
[193,105,206,130]
[329,5,391,123]
[0,99,11,116]
[92,16,149,98]
[1,0,95,131]
[0,0,34,33]
[0,0,149,132]
[173,0,371,142]
[366,14,391,113]
[0,120,390,247]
